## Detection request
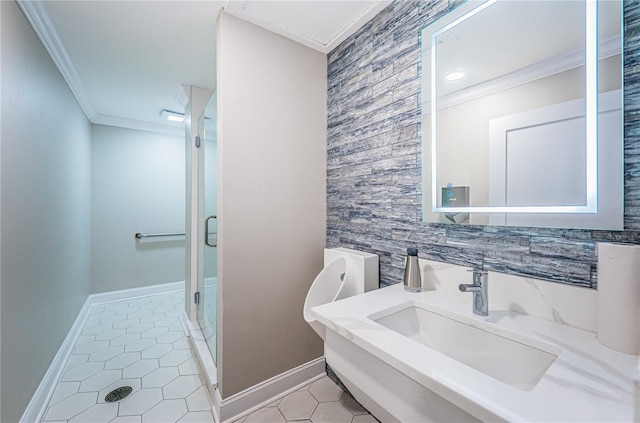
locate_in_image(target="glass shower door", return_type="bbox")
[197,90,217,363]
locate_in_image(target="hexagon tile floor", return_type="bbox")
[42,289,377,423]
[42,290,215,423]
[235,377,378,423]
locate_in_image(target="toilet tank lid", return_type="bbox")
[326,247,377,259]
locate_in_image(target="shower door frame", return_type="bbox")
[185,85,212,322]
[183,86,219,396]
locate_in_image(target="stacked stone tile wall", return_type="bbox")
[326,0,640,288]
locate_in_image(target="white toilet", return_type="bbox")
[304,248,379,340]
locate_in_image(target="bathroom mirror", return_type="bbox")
[421,0,623,229]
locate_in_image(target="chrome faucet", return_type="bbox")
[458,268,488,316]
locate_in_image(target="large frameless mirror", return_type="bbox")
[421,0,623,229]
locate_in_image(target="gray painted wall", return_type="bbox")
[326,0,640,288]
[91,124,185,294]
[1,2,92,421]
[217,12,327,398]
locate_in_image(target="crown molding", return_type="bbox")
[93,114,185,137]
[427,35,622,111]
[17,0,97,121]
[17,1,185,137]
[224,0,392,54]
[324,0,392,53]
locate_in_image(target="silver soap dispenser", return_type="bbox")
[403,247,422,292]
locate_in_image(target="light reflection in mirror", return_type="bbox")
[421,0,623,229]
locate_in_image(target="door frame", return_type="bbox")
[184,85,213,320]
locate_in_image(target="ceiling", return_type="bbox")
[18,0,391,136]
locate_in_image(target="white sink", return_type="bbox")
[371,303,560,390]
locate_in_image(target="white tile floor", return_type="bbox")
[42,289,376,423]
[236,377,377,423]
[42,291,215,423]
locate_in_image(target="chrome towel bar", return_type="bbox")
[134,230,217,240]
[135,232,185,239]
[137,216,217,243]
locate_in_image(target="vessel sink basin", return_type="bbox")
[372,304,559,390]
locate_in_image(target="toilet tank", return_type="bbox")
[325,248,379,299]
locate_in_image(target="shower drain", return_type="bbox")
[105,386,133,403]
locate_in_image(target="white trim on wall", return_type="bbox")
[19,300,93,423]
[224,1,392,54]
[15,0,96,120]
[215,357,326,423]
[426,35,622,111]
[19,281,185,423]
[92,114,184,137]
[15,0,186,137]
[21,277,324,423]
[89,280,184,304]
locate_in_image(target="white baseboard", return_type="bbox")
[217,357,326,423]
[21,279,321,423]
[90,280,184,304]
[19,298,93,423]
[20,281,186,423]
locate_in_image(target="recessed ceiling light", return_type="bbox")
[161,109,185,123]
[446,71,465,81]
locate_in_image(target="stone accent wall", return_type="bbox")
[326,0,640,288]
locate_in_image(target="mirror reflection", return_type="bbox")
[421,0,623,229]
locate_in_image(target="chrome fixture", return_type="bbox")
[204,215,217,247]
[135,231,215,240]
[459,268,488,316]
[135,232,185,239]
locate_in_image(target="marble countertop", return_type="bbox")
[312,284,637,422]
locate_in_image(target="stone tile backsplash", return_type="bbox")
[326,0,640,289]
